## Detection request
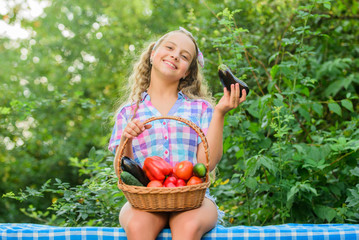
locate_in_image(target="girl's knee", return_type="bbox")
[124,217,165,239]
[169,201,218,239]
[170,218,203,239]
[184,220,203,236]
[124,220,145,236]
[120,205,169,239]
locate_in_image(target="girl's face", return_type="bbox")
[151,32,196,81]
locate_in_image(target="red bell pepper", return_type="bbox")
[143,156,173,181]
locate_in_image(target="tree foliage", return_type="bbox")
[1,0,358,226]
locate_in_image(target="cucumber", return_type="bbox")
[121,156,149,186]
[120,171,144,186]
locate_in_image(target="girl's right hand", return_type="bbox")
[123,119,152,139]
[215,83,247,116]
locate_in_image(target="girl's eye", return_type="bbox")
[182,55,188,60]
[166,46,173,50]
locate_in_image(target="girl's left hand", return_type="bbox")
[215,83,247,116]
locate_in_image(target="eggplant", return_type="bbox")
[218,64,249,98]
[121,156,149,186]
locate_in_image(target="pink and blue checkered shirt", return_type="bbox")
[109,91,213,167]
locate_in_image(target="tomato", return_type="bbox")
[166,182,176,188]
[176,179,186,187]
[164,176,177,187]
[174,161,193,180]
[187,176,203,186]
[147,180,163,187]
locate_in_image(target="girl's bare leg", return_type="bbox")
[119,202,169,240]
[169,198,218,240]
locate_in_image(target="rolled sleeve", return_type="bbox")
[108,108,128,154]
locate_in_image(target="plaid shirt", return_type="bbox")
[109,91,213,167]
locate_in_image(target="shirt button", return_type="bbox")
[165,150,168,155]
[163,122,166,125]
[164,136,168,140]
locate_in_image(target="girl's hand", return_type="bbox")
[123,119,152,139]
[215,83,247,116]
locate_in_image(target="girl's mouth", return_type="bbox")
[163,60,177,69]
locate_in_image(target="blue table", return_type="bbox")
[1,223,359,239]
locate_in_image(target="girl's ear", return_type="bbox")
[150,50,156,63]
[183,71,190,80]
[150,51,154,64]
[185,67,192,78]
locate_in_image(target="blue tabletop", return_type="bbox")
[1,223,359,239]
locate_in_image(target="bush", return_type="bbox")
[207,1,359,225]
[4,148,125,227]
[2,0,358,226]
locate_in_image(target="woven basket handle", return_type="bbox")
[114,116,210,183]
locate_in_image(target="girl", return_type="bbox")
[109,27,247,240]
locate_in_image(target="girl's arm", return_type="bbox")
[112,119,151,168]
[197,110,225,171]
[197,84,246,171]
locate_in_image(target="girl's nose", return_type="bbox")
[171,52,180,60]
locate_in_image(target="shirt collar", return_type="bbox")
[141,92,149,102]
[141,91,188,102]
[178,91,187,100]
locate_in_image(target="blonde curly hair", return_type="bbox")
[116,29,215,116]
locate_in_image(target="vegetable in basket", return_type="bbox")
[163,176,177,187]
[193,163,207,178]
[143,156,173,181]
[187,176,203,186]
[120,171,144,187]
[163,176,186,187]
[147,180,163,187]
[176,178,186,187]
[121,156,149,186]
[173,160,193,181]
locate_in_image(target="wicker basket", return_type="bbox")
[114,116,210,212]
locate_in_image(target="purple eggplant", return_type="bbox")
[121,156,149,186]
[218,64,249,98]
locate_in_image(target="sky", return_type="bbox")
[0,0,50,39]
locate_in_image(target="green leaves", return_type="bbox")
[328,101,342,116]
[311,102,323,116]
[326,137,359,152]
[0,107,11,115]
[210,0,358,226]
[3,148,123,226]
[350,167,359,177]
[341,99,354,112]
[314,205,337,223]
[346,184,359,208]
[245,154,277,177]
[287,181,318,209]
[302,158,330,170]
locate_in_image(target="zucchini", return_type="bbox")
[120,171,144,186]
[121,156,149,186]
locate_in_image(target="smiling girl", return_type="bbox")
[109,27,247,240]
